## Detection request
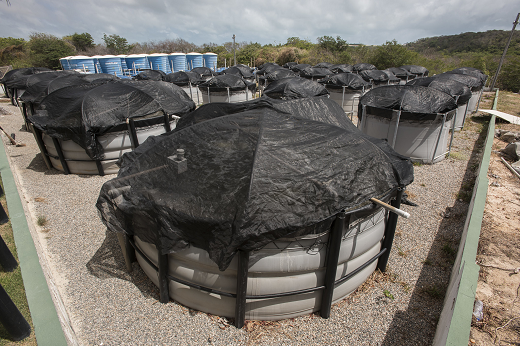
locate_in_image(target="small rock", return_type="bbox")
[491,181,501,187]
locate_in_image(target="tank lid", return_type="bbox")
[68,55,92,60]
[187,52,202,55]
[126,54,148,58]
[170,52,186,55]
[149,53,168,56]
[203,52,218,55]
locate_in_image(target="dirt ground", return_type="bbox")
[470,91,520,346]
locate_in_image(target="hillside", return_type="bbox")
[406,30,520,55]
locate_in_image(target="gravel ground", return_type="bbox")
[0,96,485,346]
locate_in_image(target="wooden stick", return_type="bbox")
[0,126,24,146]
[370,197,410,219]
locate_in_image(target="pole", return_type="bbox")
[232,34,236,66]
[489,13,520,90]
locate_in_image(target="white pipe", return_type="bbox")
[370,198,410,219]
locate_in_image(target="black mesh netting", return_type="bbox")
[28,80,195,160]
[299,67,333,79]
[0,67,53,89]
[96,96,414,271]
[359,70,390,83]
[313,62,334,69]
[330,64,353,74]
[198,74,256,92]
[262,69,298,83]
[222,65,254,78]
[256,64,284,76]
[283,62,297,68]
[433,73,482,88]
[400,65,429,76]
[406,77,472,105]
[20,72,118,105]
[387,67,413,78]
[164,71,204,86]
[381,70,400,82]
[190,67,217,77]
[359,85,457,120]
[290,64,312,73]
[445,67,487,85]
[353,63,376,72]
[263,77,329,99]
[318,73,370,90]
[257,62,279,71]
[134,70,167,81]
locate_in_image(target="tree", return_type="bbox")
[498,56,520,92]
[237,42,262,65]
[317,35,348,53]
[70,32,94,52]
[28,33,75,69]
[285,37,314,50]
[369,40,418,69]
[103,34,133,54]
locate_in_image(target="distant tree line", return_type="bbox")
[1,30,519,91]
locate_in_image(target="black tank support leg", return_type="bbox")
[235,249,250,328]
[158,253,169,304]
[321,212,348,318]
[30,126,52,170]
[51,137,70,175]
[377,187,404,272]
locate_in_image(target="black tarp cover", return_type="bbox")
[290,64,312,73]
[406,77,472,105]
[190,67,217,77]
[318,73,371,90]
[446,67,487,85]
[330,64,353,74]
[222,65,254,79]
[359,85,457,116]
[28,80,195,160]
[96,96,414,270]
[255,64,284,76]
[299,67,333,79]
[400,65,429,76]
[134,70,167,81]
[387,67,413,78]
[283,62,298,68]
[0,67,53,88]
[263,77,329,99]
[359,70,390,82]
[381,70,400,82]
[257,62,279,71]
[198,75,256,92]
[262,69,298,82]
[353,63,376,72]
[20,72,117,105]
[433,73,482,89]
[313,62,333,68]
[164,71,204,86]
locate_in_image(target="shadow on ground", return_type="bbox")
[381,115,490,345]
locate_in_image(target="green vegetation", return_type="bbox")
[1,29,519,91]
[36,215,47,227]
[383,289,395,300]
[0,183,36,345]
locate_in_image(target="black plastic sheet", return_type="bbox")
[446,67,487,85]
[299,67,333,79]
[28,80,195,160]
[381,70,401,83]
[406,77,472,105]
[134,70,167,81]
[198,74,256,92]
[400,65,429,76]
[0,67,53,88]
[262,69,298,83]
[283,62,297,68]
[330,64,353,74]
[387,67,413,78]
[97,96,413,270]
[359,70,390,83]
[359,85,457,119]
[263,77,329,99]
[353,63,376,72]
[257,62,279,71]
[290,64,312,73]
[191,67,217,77]
[433,73,482,89]
[164,71,204,86]
[318,73,370,90]
[256,64,284,76]
[313,62,333,68]
[222,65,254,79]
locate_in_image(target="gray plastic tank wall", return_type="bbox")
[359,108,455,164]
[180,85,203,106]
[467,89,482,113]
[453,103,469,131]
[326,88,364,118]
[134,208,387,320]
[200,88,254,104]
[41,120,177,175]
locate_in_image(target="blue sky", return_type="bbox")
[1,0,518,46]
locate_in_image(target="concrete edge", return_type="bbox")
[433,90,498,346]
[0,136,68,346]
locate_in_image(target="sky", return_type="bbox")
[1,0,519,47]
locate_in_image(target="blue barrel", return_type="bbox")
[68,56,97,73]
[59,57,71,70]
[91,55,104,74]
[148,53,169,73]
[168,53,187,72]
[116,55,128,72]
[98,55,123,77]
[203,53,218,71]
[186,52,203,70]
[125,54,149,75]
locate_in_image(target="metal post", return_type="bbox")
[377,188,404,272]
[232,34,236,66]
[321,212,348,318]
[163,113,171,132]
[188,82,193,100]
[95,160,105,176]
[227,87,231,103]
[341,86,346,112]
[432,113,447,163]
[207,87,211,103]
[235,250,249,328]
[245,86,249,101]
[0,284,31,341]
[30,126,52,170]
[158,253,169,304]
[51,137,70,175]
[391,110,402,149]
[127,118,139,149]
[489,13,520,91]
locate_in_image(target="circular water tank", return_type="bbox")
[68,56,97,73]
[186,52,203,70]
[97,55,124,77]
[125,54,149,74]
[90,55,106,74]
[203,53,218,71]
[148,53,169,73]
[168,53,187,73]
[116,55,128,72]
